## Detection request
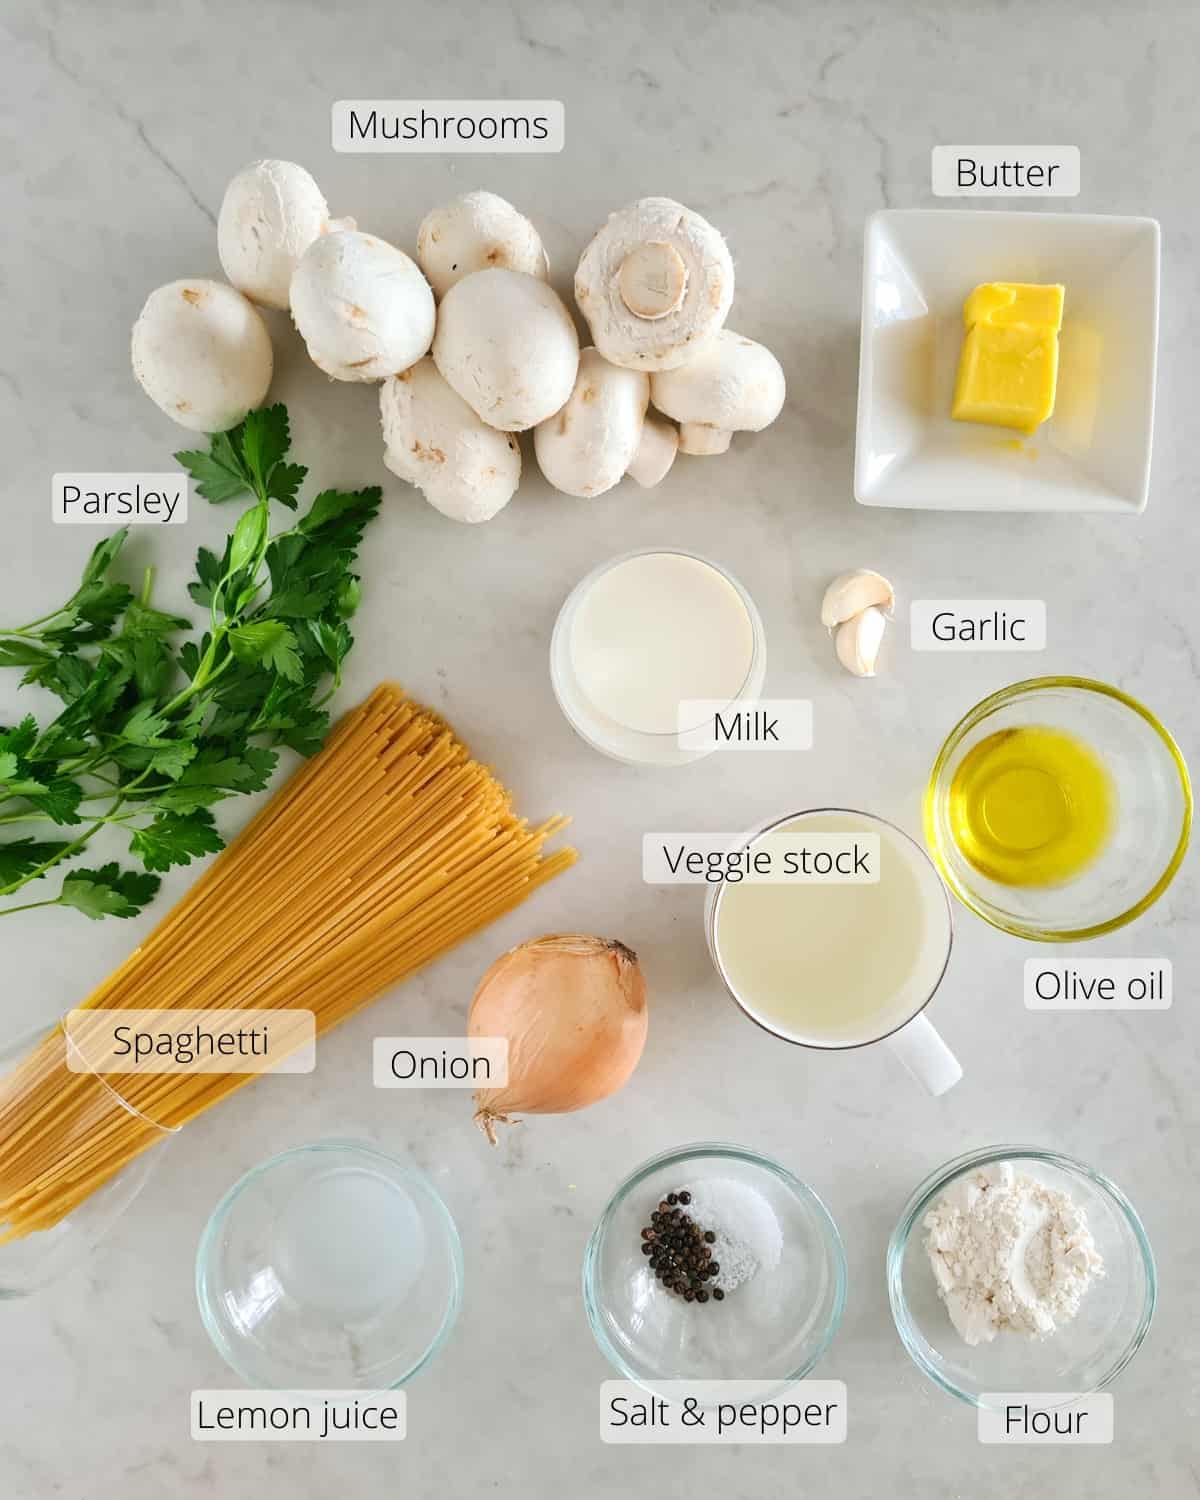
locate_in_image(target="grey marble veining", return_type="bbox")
[1,2,1198,1496]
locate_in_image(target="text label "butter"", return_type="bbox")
[932,146,1080,197]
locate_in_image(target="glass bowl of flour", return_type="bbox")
[583,1142,847,1399]
[887,1145,1156,1408]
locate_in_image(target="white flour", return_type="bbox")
[923,1161,1104,1346]
[681,1178,783,1293]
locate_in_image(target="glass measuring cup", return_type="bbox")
[704,808,961,1095]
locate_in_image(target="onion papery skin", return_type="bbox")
[469,934,648,1141]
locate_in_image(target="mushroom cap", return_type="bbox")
[290,230,435,382]
[432,268,580,432]
[380,358,521,524]
[217,159,332,311]
[574,197,734,372]
[533,348,650,498]
[649,329,786,432]
[416,190,549,300]
[131,279,273,432]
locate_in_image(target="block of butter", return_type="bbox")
[951,282,1065,435]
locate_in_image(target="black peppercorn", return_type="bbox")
[640,1194,734,1308]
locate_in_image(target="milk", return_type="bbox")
[569,552,756,735]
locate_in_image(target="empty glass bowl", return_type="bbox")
[583,1142,846,1399]
[196,1140,463,1389]
[887,1145,1156,1409]
[925,676,1191,940]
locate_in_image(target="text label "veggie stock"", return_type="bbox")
[643,834,881,885]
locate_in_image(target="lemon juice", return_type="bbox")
[947,725,1113,887]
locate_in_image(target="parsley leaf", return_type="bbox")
[25,778,85,826]
[0,718,39,759]
[0,838,72,889]
[129,809,224,872]
[176,743,278,792]
[0,641,55,670]
[299,486,383,547]
[59,864,160,920]
[188,547,226,608]
[174,431,252,503]
[80,531,129,588]
[228,620,303,682]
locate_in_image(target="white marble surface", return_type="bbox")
[2,2,1198,1495]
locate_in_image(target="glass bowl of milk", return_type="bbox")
[551,549,766,766]
[196,1139,463,1389]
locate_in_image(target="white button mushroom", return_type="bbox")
[533,348,678,497]
[217,159,351,311]
[432,268,580,432]
[574,197,734,372]
[649,329,786,454]
[380,358,521,525]
[289,230,435,382]
[131,279,273,433]
[416,190,549,300]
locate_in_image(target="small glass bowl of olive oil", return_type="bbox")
[925,678,1191,941]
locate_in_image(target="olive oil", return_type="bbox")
[948,726,1113,887]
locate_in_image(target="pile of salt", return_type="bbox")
[679,1177,783,1293]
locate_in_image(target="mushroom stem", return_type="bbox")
[627,414,679,486]
[618,241,688,320]
[678,422,732,456]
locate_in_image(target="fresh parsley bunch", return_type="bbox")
[0,405,380,920]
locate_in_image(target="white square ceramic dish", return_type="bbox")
[854,210,1160,512]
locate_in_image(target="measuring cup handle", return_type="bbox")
[884,1013,962,1095]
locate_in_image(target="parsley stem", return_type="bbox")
[0,898,61,917]
[160,641,234,715]
[0,817,109,897]
[2,604,71,635]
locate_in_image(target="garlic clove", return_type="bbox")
[835,606,887,677]
[820,569,895,630]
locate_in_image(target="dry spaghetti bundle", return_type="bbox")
[0,685,575,1242]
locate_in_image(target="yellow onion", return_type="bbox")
[469,934,648,1142]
